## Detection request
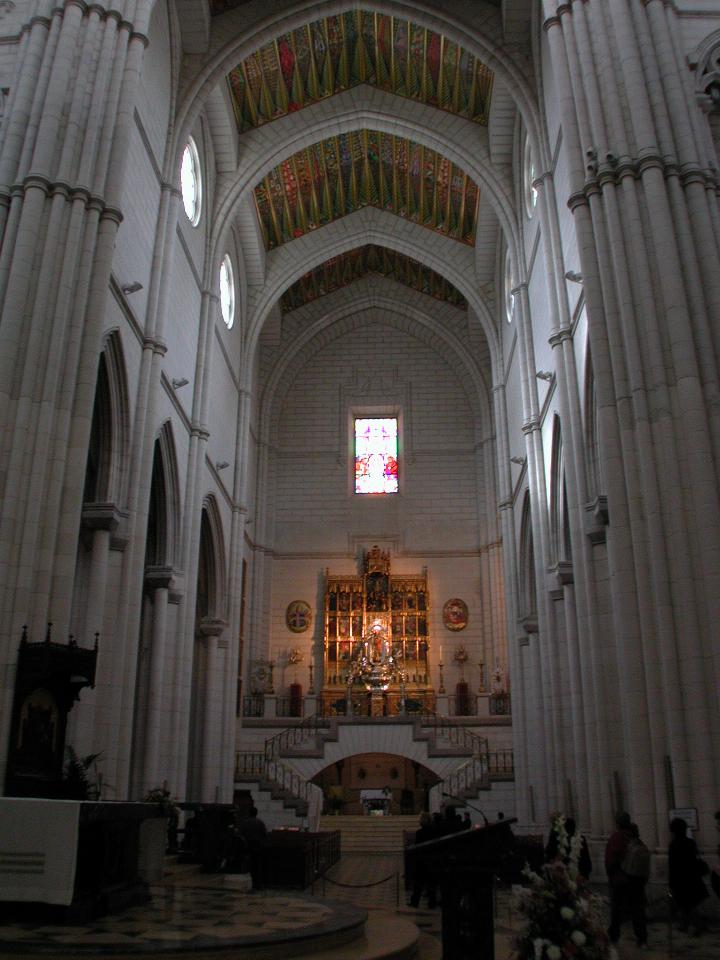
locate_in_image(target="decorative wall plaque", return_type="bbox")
[442,598,468,631]
[286,600,311,633]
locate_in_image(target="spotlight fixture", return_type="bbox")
[172,377,189,389]
[536,371,553,381]
[564,271,582,283]
[121,281,143,295]
[510,456,525,465]
[215,461,229,471]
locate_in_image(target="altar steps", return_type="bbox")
[319,814,418,854]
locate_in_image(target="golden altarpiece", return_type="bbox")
[320,546,436,716]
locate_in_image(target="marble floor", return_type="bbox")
[323,854,720,960]
[0,853,717,960]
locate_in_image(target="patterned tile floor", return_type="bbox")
[0,854,717,959]
[0,870,364,955]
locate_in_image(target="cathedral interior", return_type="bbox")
[1,0,720,885]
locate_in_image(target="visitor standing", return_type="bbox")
[621,823,650,948]
[668,817,709,934]
[605,811,633,943]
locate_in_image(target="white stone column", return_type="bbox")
[0,0,153,790]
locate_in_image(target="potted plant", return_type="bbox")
[62,746,102,799]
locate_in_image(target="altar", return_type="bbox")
[360,788,391,815]
[0,798,165,920]
[320,546,436,717]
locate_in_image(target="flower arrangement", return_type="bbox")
[513,816,612,960]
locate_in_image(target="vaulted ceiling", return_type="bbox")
[225,10,493,132]
[254,129,480,251]
[280,244,468,314]
[209,4,506,317]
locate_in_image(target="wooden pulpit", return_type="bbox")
[406,817,517,960]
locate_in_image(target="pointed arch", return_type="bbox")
[147,422,182,569]
[198,495,228,621]
[84,331,130,507]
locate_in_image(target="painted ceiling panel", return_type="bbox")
[280,244,468,313]
[225,10,493,131]
[254,129,480,249]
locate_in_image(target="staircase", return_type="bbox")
[235,713,515,827]
[319,814,418,854]
[235,751,311,819]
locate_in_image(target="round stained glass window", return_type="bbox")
[219,255,235,329]
[181,137,202,226]
[504,250,515,324]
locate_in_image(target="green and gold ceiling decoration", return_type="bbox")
[226,10,494,132]
[254,129,480,250]
[280,244,468,314]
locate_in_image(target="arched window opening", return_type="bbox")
[181,136,202,226]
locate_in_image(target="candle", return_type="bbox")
[439,645,443,662]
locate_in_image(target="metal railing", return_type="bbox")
[487,749,514,776]
[443,756,489,798]
[264,713,331,760]
[440,748,515,801]
[275,696,304,718]
[234,750,311,807]
[235,751,265,777]
[419,711,489,757]
[489,692,511,715]
[242,694,265,717]
[447,693,478,716]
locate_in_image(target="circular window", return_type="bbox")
[219,255,235,329]
[524,138,538,218]
[504,250,515,324]
[181,137,202,226]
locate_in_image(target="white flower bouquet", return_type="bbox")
[513,817,611,960]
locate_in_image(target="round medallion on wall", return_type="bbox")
[442,598,469,632]
[286,600,312,633]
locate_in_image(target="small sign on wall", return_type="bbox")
[669,807,698,831]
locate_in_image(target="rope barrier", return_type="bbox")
[315,870,398,889]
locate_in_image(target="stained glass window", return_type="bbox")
[354,418,398,494]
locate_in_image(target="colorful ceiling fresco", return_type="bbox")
[254,129,480,250]
[279,244,468,313]
[225,10,494,131]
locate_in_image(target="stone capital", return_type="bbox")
[198,617,228,638]
[144,565,177,592]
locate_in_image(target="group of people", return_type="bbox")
[545,808,720,948]
[408,805,474,908]
[182,803,268,885]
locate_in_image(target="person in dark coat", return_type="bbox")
[605,811,633,943]
[239,806,268,888]
[409,812,438,908]
[668,817,708,933]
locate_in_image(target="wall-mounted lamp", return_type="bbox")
[121,281,143,295]
[564,271,582,283]
[172,377,189,389]
[510,456,525,465]
[215,461,229,471]
[536,371,553,381]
